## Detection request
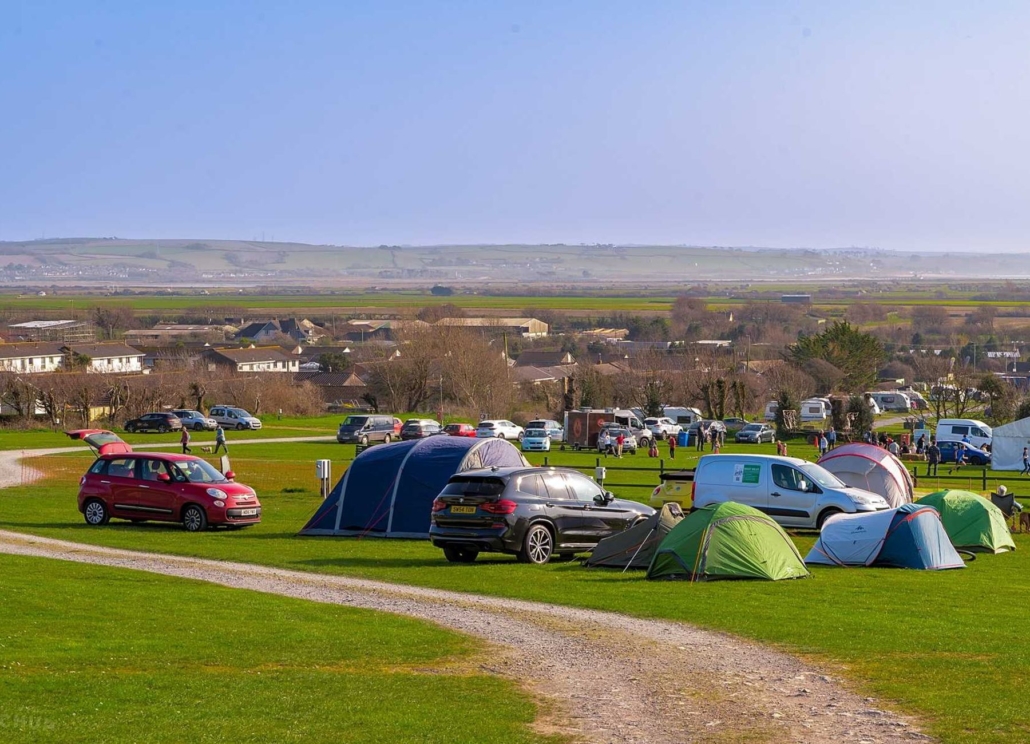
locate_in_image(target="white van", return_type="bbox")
[763,401,779,422]
[691,454,889,530]
[663,406,703,426]
[936,419,992,449]
[799,398,830,422]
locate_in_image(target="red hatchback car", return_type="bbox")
[444,423,477,437]
[69,430,262,532]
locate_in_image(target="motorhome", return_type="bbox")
[935,419,992,449]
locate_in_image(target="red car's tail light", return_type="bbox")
[480,499,517,515]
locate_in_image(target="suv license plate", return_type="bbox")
[450,505,476,514]
[239,508,258,516]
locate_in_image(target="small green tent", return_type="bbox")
[586,503,685,569]
[916,489,1015,553]
[647,502,811,581]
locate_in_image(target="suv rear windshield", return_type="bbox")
[441,477,506,497]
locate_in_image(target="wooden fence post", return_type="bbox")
[982,468,988,492]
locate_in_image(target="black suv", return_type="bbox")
[430,467,654,564]
[124,412,183,433]
[400,419,442,440]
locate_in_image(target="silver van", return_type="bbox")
[691,454,889,530]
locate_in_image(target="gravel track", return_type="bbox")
[0,529,931,744]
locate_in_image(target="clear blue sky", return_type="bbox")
[2,1,1029,251]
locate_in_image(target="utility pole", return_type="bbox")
[745,335,751,373]
[439,374,444,425]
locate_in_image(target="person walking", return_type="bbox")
[952,444,965,473]
[180,427,191,454]
[827,427,837,450]
[615,431,625,458]
[916,434,925,455]
[926,438,940,476]
[598,429,610,458]
[213,424,228,454]
[668,433,676,459]
[818,432,829,457]
[1022,447,1029,476]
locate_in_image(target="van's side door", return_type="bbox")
[768,464,816,526]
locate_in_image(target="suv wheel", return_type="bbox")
[443,546,479,563]
[518,524,554,565]
[497,433,505,440]
[194,423,205,431]
[126,423,136,433]
[83,499,109,526]
[159,425,170,433]
[383,434,392,443]
[182,504,208,532]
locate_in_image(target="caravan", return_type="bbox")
[868,391,912,413]
[763,401,779,422]
[799,398,830,423]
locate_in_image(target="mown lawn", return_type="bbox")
[0,554,558,744]
[4,440,1030,743]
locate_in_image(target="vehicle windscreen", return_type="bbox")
[231,409,252,418]
[798,463,846,488]
[742,424,762,432]
[441,477,506,497]
[525,429,547,437]
[173,459,229,484]
[342,416,368,427]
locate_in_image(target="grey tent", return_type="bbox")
[585,503,685,569]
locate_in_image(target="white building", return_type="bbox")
[0,343,66,373]
[63,344,146,374]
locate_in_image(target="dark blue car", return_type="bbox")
[937,440,991,466]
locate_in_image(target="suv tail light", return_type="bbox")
[431,498,447,513]
[480,499,517,515]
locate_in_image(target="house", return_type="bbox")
[0,342,66,373]
[235,318,325,344]
[295,371,368,407]
[342,319,428,342]
[433,317,549,338]
[513,350,575,368]
[202,346,300,373]
[62,344,146,374]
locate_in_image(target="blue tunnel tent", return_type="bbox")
[299,436,528,538]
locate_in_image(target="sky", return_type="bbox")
[2,1,1030,251]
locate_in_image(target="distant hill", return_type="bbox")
[0,238,1026,286]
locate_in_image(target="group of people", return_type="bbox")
[815,427,838,456]
[694,423,725,452]
[180,424,229,455]
[598,428,627,458]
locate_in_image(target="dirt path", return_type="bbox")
[0,530,931,744]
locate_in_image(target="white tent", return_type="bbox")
[805,509,897,566]
[990,416,1030,471]
[818,443,913,508]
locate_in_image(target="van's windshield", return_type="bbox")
[798,463,846,488]
[342,416,368,427]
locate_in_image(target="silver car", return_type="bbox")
[172,409,218,432]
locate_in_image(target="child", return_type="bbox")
[668,434,676,459]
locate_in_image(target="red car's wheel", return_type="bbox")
[182,504,208,532]
[83,499,110,526]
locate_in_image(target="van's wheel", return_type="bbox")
[383,434,391,443]
[360,435,369,445]
[817,508,843,530]
[182,504,208,532]
[443,546,478,563]
[518,524,554,564]
[236,423,245,430]
[83,499,109,526]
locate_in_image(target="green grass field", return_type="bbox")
[0,554,555,744]
[3,436,1030,743]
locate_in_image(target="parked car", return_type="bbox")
[525,419,563,443]
[393,417,403,435]
[649,470,695,508]
[208,405,262,430]
[736,423,775,444]
[937,440,991,466]
[429,466,654,564]
[400,419,442,439]
[597,425,638,454]
[172,409,218,431]
[521,428,551,452]
[721,417,750,432]
[69,430,261,532]
[644,417,681,440]
[124,412,182,434]
[337,414,397,444]
[476,420,525,441]
[444,423,477,437]
[691,454,889,530]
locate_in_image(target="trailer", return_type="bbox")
[563,408,652,450]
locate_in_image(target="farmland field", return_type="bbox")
[3,436,1030,743]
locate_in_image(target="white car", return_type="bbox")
[208,405,262,430]
[476,420,524,441]
[644,417,681,440]
[521,428,551,452]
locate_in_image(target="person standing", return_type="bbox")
[827,427,837,450]
[887,438,900,457]
[916,434,925,455]
[668,433,676,459]
[615,431,625,458]
[818,432,829,457]
[213,424,228,454]
[180,427,191,454]
[1022,447,1029,476]
[926,438,940,476]
[598,429,610,458]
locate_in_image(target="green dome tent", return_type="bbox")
[916,489,1016,554]
[647,502,811,581]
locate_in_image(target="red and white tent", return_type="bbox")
[818,443,913,509]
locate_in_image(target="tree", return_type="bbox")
[92,306,137,339]
[318,352,351,373]
[416,304,466,323]
[848,395,874,438]
[788,321,885,393]
[911,306,950,336]
[978,374,1015,425]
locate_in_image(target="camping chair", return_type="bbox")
[990,492,1021,533]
